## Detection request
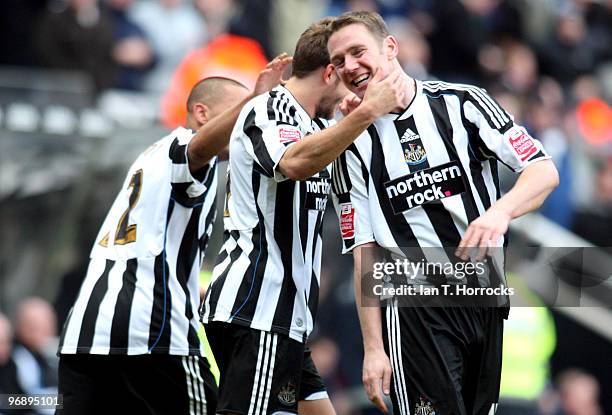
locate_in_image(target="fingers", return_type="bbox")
[382,365,391,396]
[456,226,475,260]
[364,378,388,414]
[370,67,385,83]
[456,226,499,261]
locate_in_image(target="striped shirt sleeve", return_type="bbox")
[462,88,550,172]
[332,144,375,254]
[242,107,302,182]
[168,128,214,200]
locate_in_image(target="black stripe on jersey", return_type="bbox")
[204,230,241,320]
[176,204,204,353]
[109,259,138,352]
[171,183,206,208]
[171,159,216,208]
[490,159,501,201]
[393,116,429,172]
[299,181,309,258]
[271,180,298,331]
[148,202,174,352]
[306,211,324,333]
[148,250,173,352]
[423,82,512,133]
[230,172,269,321]
[76,259,113,353]
[198,198,217,259]
[312,118,326,130]
[332,152,352,195]
[399,110,463,261]
[169,137,188,164]
[244,108,276,177]
[267,91,278,121]
[426,94,483,223]
[369,126,423,255]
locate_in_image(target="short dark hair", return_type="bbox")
[291,17,335,78]
[186,76,247,113]
[329,11,389,41]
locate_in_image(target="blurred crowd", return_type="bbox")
[1,0,610,239]
[0,298,58,414]
[1,0,611,414]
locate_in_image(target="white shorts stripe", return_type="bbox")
[260,333,279,415]
[182,356,196,415]
[255,332,273,415]
[392,303,411,415]
[249,331,267,415]
[191,356,207,415]
[387,303,409,415]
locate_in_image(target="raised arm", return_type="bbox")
[278,69,406,180]
[187,53,293,172]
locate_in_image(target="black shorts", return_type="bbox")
[205,322,327,415]
[382,303,504,415]
[57,354,217,415]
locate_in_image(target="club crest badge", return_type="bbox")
[415,396,436,415]
[404,143,427,165]
[277,382,296,406]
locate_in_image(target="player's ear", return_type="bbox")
[191,102,211,125]
[384,35,399,61]
[323,64,336,85]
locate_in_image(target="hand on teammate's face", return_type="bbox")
[253,53,293,95]
[339,93,362,116]
[361,66,407,117]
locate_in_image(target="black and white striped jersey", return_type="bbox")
[332,80,549,288]
[59,127,218,356]
[201,86,332,343]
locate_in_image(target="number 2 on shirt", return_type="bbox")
[99,169,143,246]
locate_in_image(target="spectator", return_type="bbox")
[160,34,268,128]
[129,0,207,94]
[0,313,24,396]
[572,157,612,247]
[557,369,603,415]
[104,0,156,91]
[36,0,116,92]
[12,298,58,399]
[0,0,48,65]
[537,6,608,88]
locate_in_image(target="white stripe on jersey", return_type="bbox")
[59,127,218,356]
[202,86,332,343]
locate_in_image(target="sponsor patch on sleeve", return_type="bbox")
[507,126,537,162]
[278,127,302,144]
[339,203,355,239]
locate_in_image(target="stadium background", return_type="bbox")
[0,0,610,413]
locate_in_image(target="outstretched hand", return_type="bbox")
[253,53,293,95]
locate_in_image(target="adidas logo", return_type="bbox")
[399,128,420,143]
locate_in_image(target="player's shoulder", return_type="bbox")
[421,79,489,99]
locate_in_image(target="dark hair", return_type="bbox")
[186,76,247,113]
[291,17,335,78]
[329,10,390,41]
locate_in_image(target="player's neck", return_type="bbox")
[283,77,320,119]
[394,68,416,113]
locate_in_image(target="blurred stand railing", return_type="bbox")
[509,214,612,342]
